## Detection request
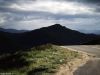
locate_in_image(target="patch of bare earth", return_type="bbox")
[55,51,91,75]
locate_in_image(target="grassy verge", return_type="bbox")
[0,44,80,75]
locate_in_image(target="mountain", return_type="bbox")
[0,24,99,52]
[85,38,100,45]
[0,28,28,33]
[21,24,93,45]
[84,35,100,45]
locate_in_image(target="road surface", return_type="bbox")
[61,45,100,75]
[62,45,100,57]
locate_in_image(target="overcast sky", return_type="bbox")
[0,0,100,32]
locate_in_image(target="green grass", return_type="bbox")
[0,44,80,75]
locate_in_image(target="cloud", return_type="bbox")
[0,0,95,14]
[82,0,100,4]
[7,0,95,15]
[0,0,100,32]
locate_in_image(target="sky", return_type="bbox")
[0,0,100,33]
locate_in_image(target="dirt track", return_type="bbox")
[56,50,90,75]
[56,45,100,75]
[63,45,100,75]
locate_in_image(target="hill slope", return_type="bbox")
[0,44,80,75]
[19,24,94,46]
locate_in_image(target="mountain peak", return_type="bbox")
[48,24,66,29]
[47,24,71,31]
[50,24,63,27]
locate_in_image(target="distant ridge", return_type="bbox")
[79,30,100,35]
[0,28,28,33]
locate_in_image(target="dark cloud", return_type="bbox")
[66,0,100,3]
[84,0,100,3]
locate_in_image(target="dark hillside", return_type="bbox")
[0,24,99,52]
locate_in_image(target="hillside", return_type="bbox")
[0,24,99,75]
[0,44,81,75]
[85,37,100,45]
[0,24,99,51]
[22,24,91,45]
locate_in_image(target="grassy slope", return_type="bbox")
[0,44,80,75]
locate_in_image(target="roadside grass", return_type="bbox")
[0,44,80,75]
